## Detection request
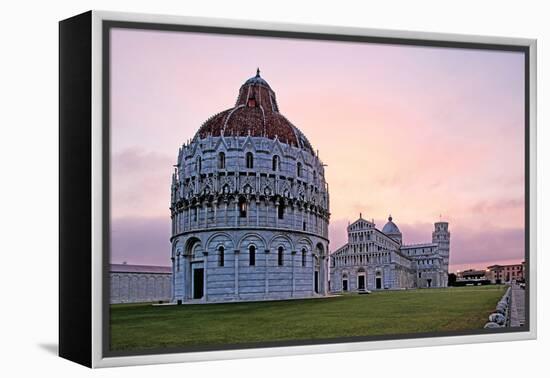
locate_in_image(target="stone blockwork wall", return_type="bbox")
[331,263,416,292]
[172,229,328,303]
[110,272,171,304]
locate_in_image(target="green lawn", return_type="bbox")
[110,285,506,352]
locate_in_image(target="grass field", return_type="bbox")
[110,285,506,352]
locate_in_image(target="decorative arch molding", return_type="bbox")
[315,242,326,257]
[212,134,230,153]
[269,138,286,158]
[242,135,257,152]
[237,232,267,250]
[184,236,202,256]
[296,237,313,253]
[205,232,235,251]
[268,234,295,251]
[172,239,183,258]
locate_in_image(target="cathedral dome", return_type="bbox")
[382,215,401,235]
[194,69,314,154]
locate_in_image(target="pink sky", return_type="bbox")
[110,28,525,272]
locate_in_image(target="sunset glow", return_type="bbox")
[110,28,525,272]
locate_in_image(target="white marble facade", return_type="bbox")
[330,216,450,292]
[110,264,172,304]
[170,71,330,303]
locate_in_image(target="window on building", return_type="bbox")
[197,156,202,173]
[297,162,302,177]
[303,221,306,231]
[245,152,254,169]
[249,245,256,266]
[272,155,280,171]
[218,152,226,169]
[193,207,198,222]
[239,197,247,218]
[418,272,422,278]
[302,249,307,267]
[218,246,225,267]
[278,246,284,266]
[278,203,284,219]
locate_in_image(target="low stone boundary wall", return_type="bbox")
[483,286,512,328]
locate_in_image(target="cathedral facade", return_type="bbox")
[330,216,450,292]
[170,70,330,303]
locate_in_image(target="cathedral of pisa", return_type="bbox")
[330,216,450,291]
[170,70,330,303]
[169,70,450,304]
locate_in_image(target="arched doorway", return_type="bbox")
[357,267,366,291]
[342,273,348,292]
[314,243,325,295]
[375,270,383,289]
[314,255,320,294]
[185,237,204,300]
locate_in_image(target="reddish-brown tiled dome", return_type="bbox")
[194,69,314,154]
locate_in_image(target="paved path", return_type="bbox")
[510,284,525,327]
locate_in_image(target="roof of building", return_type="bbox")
[400,243,438,249]
[381,215,401,235]
[460,269,486,276]
[487,262,525,270]
[110,263,171,274]
[194,69,315,154]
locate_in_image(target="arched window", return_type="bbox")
[302,248,307,267]
[313,170,317,181]
[297,162,302,177]
[218,152,226,169]
[249,245,256,266]
[278,203,284,219]
[193,207,198,222]
[218,246,225,267]
[197,156,202,173]
[238,197,247,218]
[245,152,254,169]
[278,246,284,266]
[272,155,280,171]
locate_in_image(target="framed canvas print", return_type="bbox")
[59,10,537,368]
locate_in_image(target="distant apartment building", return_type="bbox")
[486,262,525,284]
[456,269,487,282]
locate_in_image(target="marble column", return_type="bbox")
[264,249,270,297]
[234,250,240,298]
[291,250,296,297]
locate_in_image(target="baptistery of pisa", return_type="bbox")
[170,70,330,303]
